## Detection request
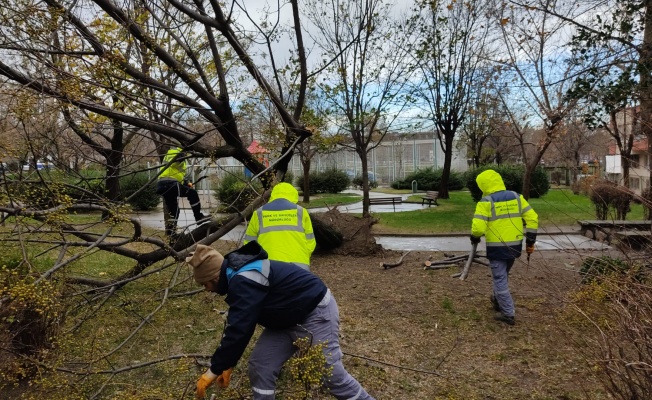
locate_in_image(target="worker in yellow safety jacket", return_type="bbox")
[244,182,316,271]
[156,147,206,237]
[470,169,539,326]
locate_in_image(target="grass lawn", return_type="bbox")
[371,188,645,234]
[298,192,361,208]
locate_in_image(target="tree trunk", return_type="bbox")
[302,159,311,203]
[642,0,652,195]
[621,156,631,188]
[103,120,124,219]
[359,150,370,217]
[438,132,454,199]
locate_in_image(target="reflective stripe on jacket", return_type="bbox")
[472,170,539,260]
[244,183,316,269]
[209,241,327,376]
[159,147,186,183]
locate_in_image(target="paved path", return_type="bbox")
[133,205,608,252]
[375,234,608,252]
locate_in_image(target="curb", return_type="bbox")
[373,230,583,238]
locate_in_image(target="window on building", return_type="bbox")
[627,154,640,167]
[629,177,640,190]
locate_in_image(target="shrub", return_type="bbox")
[6,180,74,210]
[119,172,160,211]
[550,170,563,185]
[296,169,350,194]
[465,165,550,202]
[565,272,652,400]
[391,167,465,191]
[641,187,652,220]
[0,254,66,384]
[572,175,599,196]
[351,174,378,190]
[282,171,294,185]
[590,183,632,220]
[579,256,640,284]
[214,172,262,212]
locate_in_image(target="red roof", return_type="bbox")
[247,140,269,154]
[608,138,648,155]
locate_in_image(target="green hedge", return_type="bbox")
[391,167,465,191]
[214,172,262,213]
[351,174,378,190]
[464,165,550,202]
[295,169,350,194]
[120,172,160,211]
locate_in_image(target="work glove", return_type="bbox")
[216,368,233,388]
[525,239,535,254]
[183,179,193,188]
[196,369,217,399]
[470,235,481,245]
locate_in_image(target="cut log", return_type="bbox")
[381,250,412,269]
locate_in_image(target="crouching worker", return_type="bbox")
[186,242,375,400]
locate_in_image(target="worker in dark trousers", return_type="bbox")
[156,147,206,237]
[187,242,375,400]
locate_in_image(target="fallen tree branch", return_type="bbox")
[343,351,443,376]
[381,251,412,269]
[458,242,478,280]
[424,263,459,270]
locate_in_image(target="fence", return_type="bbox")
[184,137,468,191]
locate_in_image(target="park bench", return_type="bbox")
[612,230,652,250]
[421,191,439,207]
[368,196,403,212]
[577,220,652,244]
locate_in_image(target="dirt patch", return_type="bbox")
[309,246,621,399]
[311,209,384,257]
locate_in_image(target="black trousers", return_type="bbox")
[156,180,202,234]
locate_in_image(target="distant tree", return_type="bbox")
[304,0,415,217]
[410,0,492,198]
[492,1,588,199]
[531,0,652,194]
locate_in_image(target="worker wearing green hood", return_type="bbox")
[244,182,316,270]
[470,169,539,325]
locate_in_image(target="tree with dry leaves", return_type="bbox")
[303,0,416,217]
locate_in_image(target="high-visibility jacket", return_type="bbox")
[471,169,539,260]
[244,182,316,270]
[159,147,186,183]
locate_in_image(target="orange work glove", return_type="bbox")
[195,370,217,399]
[216,368,233,388]
[526,244,535,254]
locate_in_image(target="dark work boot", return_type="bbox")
[194,212,210,225]
[191,202,206,222]
[494,312,515,326]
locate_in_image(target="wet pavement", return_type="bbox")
[375,233,608,252]
[133,189,609,252]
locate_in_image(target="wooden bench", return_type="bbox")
[421,191,439,207]
[578,220,652,243]
[368,197,403,212]
[613,230,652,250]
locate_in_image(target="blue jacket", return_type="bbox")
[209,241,327,375]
